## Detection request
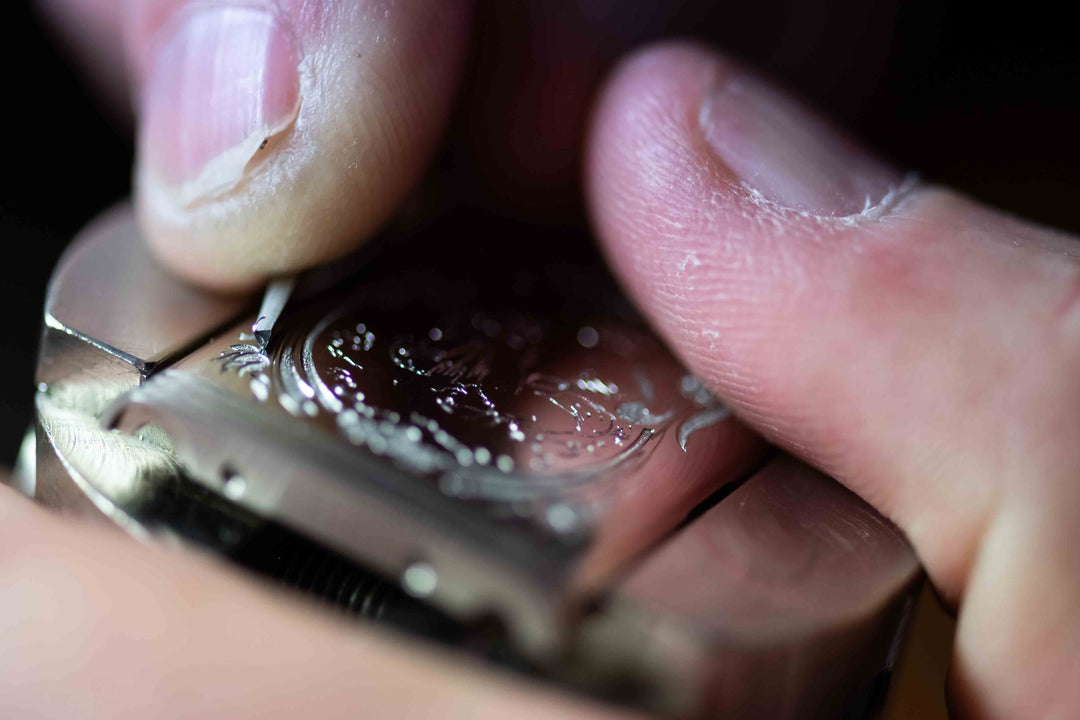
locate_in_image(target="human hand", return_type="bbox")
[11,1,1080,718]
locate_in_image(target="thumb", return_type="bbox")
[587,44,1080,718]
[124,0,471,289]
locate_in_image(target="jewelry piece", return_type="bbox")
[23,204,921,719]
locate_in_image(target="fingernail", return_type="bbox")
[700,72,899,217]
[141,7,301,206]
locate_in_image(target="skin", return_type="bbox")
[10,1,1080,717]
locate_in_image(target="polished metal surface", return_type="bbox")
[40,202,250,383]
[32,204,251,521]
[572,458,919,718]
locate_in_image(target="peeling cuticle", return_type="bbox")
[173,97,300,207]
[698,68,905,219]
[738,171,921,226]
[141,5,303,207]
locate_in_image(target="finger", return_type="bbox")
[0,485,632,720]
[586,43,1080,717]
[124,0,471,289]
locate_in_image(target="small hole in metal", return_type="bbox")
[402,562,438,598]
[220,466,247,501]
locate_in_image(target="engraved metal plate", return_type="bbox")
[112,248,764,654]
[29,206,921,718]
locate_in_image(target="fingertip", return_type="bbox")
[585,41,913,409]
[131,0,473,288]
[586,43,737,235]
[587,41,900,290]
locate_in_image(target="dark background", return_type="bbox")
[2,0,1077,465]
